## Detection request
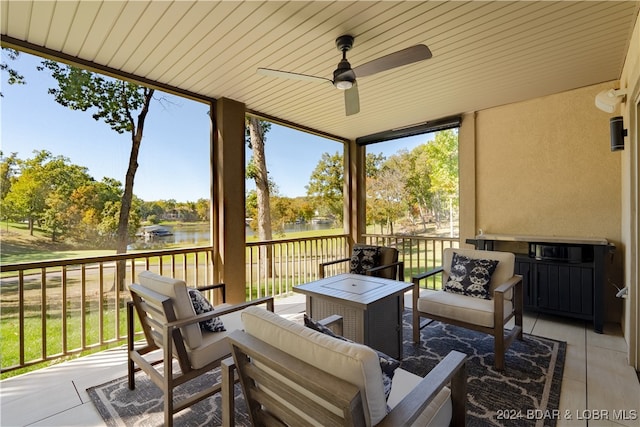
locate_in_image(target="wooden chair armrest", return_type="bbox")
[168,296,275,329]
[493,275,523,295]
[412,265,444,283]
[195,283,226,303]
[366,261,405,281]
[378,350,467,427]
[318,314,344,336]
[320,257,351,268]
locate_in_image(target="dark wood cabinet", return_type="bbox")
[472,234,612,333]
[516,256,595,321]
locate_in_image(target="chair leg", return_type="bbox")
[494,324,505,371]
[222,358,236,427]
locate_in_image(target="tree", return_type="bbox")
[3,151,54,235]
[306,152,344,223]
[0,48,25,97]
[367,156,410,234]
[245,117,273,276]
[422,129,458,228]
[39,60,154,257]
[245,117,273,241]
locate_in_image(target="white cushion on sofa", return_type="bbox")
[241,306,388,426]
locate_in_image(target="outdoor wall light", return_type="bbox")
[610,116,627,151]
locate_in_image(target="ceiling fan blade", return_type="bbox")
[257,67,331,84]
[345,83,360,116]
[352,44,432,78]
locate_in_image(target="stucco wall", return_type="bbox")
[462,82,624,321]
[474,82,621,242]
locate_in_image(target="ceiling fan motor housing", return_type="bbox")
[334,35,356,89]
[335,35,354,52]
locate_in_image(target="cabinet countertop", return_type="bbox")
[474,233,609,246]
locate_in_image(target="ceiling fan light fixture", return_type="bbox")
[335,80,353,90]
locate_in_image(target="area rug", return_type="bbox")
[402,312,566,427]
[88,311,565,427]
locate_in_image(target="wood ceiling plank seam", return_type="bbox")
[123,1,198,76]
[152,0,282,87]
[356,41,624,116]
[150,1,240,83]
[211,1,405,94]
[384,8,633,90]
[45,1,80,53]
[417,27,628,86]
[140,2,224,82]
[406,50,624,110]
[418,1,562,54]
[62,0,102,57]
[77,1,128,62]
[237,3,382,107]
[419,3,585,70]
[105,1,173,70]
[218,6,361,97]
[4,0,33,40]
[94,1,151,67]
[343,0,442,50]
[371,43,624,110]
[247,86,340,119]
[185,1,313,93]
[234,1,370,83]
[345,1,491,66]
[161,1,278,91]
[26,0,54,47]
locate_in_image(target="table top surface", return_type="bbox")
[293,273,413,306]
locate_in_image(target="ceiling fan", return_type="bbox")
[257,35,432,116]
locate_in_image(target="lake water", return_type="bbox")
[130,222,337,249]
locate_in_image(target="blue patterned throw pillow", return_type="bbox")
[443,252,499,300]
[188,288,226,332]
[303,314,400,401]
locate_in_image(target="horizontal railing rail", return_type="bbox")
[246,234,350,298]
[0,246,215,374]
[2,234,458,374]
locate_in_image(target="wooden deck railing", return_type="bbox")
[1,234,458,374]
[0,247,215,374]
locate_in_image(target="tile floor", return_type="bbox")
[1,292,638,427]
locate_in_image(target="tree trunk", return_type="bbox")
[248,117,273,278]
[115,88,154,290]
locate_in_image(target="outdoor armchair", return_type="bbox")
[319,244,405,281]
[412,248,523,371]
[126,271,274,427]
[221,307,467,426]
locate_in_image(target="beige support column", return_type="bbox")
[213,98,246,303]
[346,139,366,246]
[458,112,477,247]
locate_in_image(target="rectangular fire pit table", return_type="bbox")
[293,273,412,359]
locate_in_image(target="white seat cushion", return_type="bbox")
[241,306,388,426]
[418,289,513,328]
[387,368,452,427]
[188,309,244,369]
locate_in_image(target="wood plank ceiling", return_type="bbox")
[2,1,639,141]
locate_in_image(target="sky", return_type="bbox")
[1,51,431,202]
